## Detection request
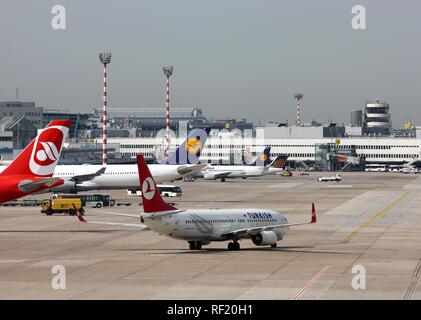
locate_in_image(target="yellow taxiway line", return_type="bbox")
[344,192,409,243]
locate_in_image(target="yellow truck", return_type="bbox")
[41,198,84,216]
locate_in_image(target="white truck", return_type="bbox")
[318,174,342,182]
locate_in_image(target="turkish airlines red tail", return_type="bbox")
[136,154,177,213]
[0,120,71,203]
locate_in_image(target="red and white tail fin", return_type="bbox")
[0,120,71,178]
[136,154,177,213]
[311,203,317,224]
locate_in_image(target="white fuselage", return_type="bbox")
[0,164,192,193]
[265,167,284,175]
[53,164,191,192]
[196,164,268,179]
[143,208,289,241]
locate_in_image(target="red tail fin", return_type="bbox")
[136,154,177,213]
[1,120,71,178]
[311,203,317,224]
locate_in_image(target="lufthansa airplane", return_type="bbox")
[17,128,210,193]
[195,147,288,182]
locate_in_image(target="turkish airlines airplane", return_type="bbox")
[77,154,317,250]
[0,120,71,203]
[44,127,210,193]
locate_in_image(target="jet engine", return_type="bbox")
[251,231,278,246]
[203,173,216,180]
[49,180,78,193]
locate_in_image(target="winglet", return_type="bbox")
[311,203,317,224]
[73,203,86,223]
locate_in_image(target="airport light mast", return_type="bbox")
[294,93,303,127]
[163,66,174,157]
[99,52,112,166]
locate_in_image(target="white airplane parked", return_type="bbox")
[76,154,317,251]
[0,128,210,193]
[195,147,288,182]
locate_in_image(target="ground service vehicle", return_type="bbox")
[365,164,389,172]
[41,198,84,215]
[318,174,342,182]
[53,194,114,208]
[281,170,292,177]
[127,185,182,197]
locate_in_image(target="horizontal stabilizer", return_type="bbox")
[18,177,63,193]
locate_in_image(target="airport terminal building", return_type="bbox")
[107,125,421,166]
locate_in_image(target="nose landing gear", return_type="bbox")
[188,241,202,250]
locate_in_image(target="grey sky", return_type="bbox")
[0,0,420,126]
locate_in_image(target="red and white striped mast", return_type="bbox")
[294,93,303,127]
[163,66,174,157]
[99,52,112,166]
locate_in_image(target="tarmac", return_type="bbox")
[0,172,420,299]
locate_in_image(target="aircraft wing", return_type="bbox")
[18,177,63,193]
[222,203,317,239]
[69,167,106,183]
[177,164,207,175]
[207,171,245,179]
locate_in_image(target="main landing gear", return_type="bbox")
[227,241,240,251]
[188,241,202,250]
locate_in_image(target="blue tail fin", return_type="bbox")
[269,153,289,169]
[163,127,210,165]
[248,147,271,166]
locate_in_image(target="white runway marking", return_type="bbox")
[324,185,353,188]
[267,183,302,189]
[292,265,330,300]
[95,210,140,218]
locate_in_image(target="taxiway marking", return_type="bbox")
[291,265,330,300]
[343,192,409,243]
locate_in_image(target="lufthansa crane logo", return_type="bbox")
[29,125,69,176]
[185,137,201,154]
[260,154,268,161]
[142,177,156,200]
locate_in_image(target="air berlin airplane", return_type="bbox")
[0,120,71,203]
